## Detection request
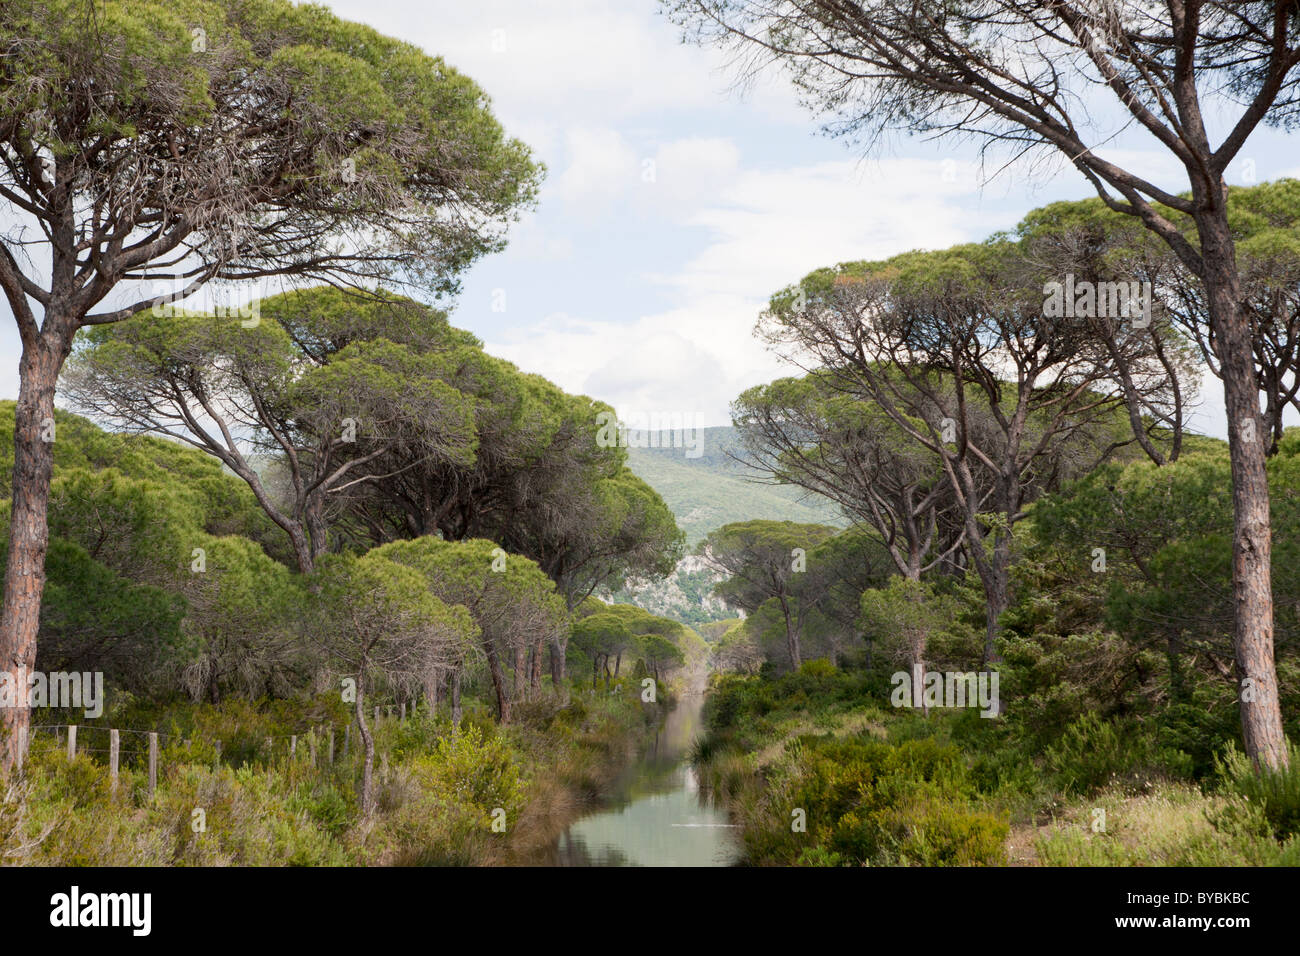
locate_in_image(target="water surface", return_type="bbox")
[531,691,740,866]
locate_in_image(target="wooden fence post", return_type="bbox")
[109,729,120,794]
[344,723,350,758]
[290,735,297,759]
[16,725,25,772]
[308,731,317,767]
[328,730,335,765]
[66,725,77,760]
[214,740,222,767]
[400,702,406,721]
[148,732,158,799]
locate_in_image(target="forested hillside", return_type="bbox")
[625,427,846,543]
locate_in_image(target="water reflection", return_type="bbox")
[531,693,741,867]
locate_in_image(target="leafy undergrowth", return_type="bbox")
[694,663,1300,866]
[1,688,654,866]
[1027,783,1300,866]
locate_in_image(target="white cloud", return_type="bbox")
[646,137,743,205]
[653,156,1005,300]
[324,0,780,128]
[549,131,745,220]
[487,153,1014,423]
[553,127,642,209]
[487,297,787,427]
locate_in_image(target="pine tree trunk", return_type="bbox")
[0,335,67,774]
[549,638,569,702]
[485,641,510,723]
[451,669,462,731]
[354,669,375,818]
[1201,209,1288,769]
[981,538,1011,668]
[512,645,527,706]
[780,597,801,670]
[529,640,543,698]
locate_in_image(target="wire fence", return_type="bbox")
[18,701,422,797]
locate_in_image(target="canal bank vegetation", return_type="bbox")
[685,187,1300,866]
[0,290,702,863]
[694,662,1300,867]
[3,688,661,866]
[693,417,1300,866]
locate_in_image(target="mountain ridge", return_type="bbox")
[623,425,846,545]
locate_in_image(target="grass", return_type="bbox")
[692,665,1300,867]
[1,686,656,866]
[1029,783,1300,866]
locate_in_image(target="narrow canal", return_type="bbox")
[530,690,741,866]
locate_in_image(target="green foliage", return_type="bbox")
[736,733,1008,866]
[1010,433,1300,760]
[37,539,190,694]
[704,520,839,611]
[1217,741,1300,840]
[1044,713,1193,796]
[859,576,972,670]
[3,685,651,867]
[625,426,845,545]
[799,658,838,680]
[1,0,541,286]
[411,726,527,825]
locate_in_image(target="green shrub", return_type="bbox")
[738,733,1004,866]
[881,799,1008,866]
[1045,713,1191,795]
[1216,741,1300,840]
[296,784,354,839]
[412,726,526,825]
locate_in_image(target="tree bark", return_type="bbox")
[779,596,802,670]
[450,669,462,731]
[1200,209,1288,769]
[512,644,527,705]
[353,668,376,819]
[981,533,1011,668]
[304,500,330,567]
[484,640,510,723]
[529,639,543,698]
[549,636,569,702]
[1,333,70,773]
[426,668,441,717]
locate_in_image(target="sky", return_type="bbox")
[8,0,1300,436]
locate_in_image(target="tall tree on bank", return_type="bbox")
[0,0,539,770]
[314,550,474,819]
[667,0,1299,767]
[732,373,965,580]
[765,242,1172,666]
[373,537,567,723]
[1015,184,1300,458]
[701,520,839,669]
[500,468,682,692]
[64,293,480,573]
